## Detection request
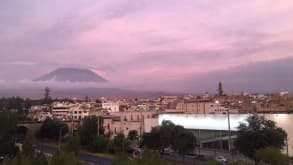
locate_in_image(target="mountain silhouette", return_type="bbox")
[35,68,107,83]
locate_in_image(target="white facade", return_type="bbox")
[176,102,228,114]
[103,111,158,138]
[51,102,90,120]
[161,96,178,105]
[30,105,50,112]
[102,102,119,112]
[71,106,89,120]
[110,111,156,122]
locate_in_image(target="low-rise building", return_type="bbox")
[176,101,228,114]
[102,102,119,113]
[102,111,158,138]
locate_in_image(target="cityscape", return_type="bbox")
[1,0,293,165]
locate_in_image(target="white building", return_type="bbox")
[161,96,178,105]
[176,101,228,114]
[51,102,90,120]
[71,105,90,120]
[102,112,158,138]
[30,105,50,112]
[102,102,120,113]
[51,102,71,120]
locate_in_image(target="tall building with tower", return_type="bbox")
[218,82,224,96]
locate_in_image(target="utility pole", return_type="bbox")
[139,111,142,140]
[71,109,74,134]
[59,127,62,150]
[227,109,232,158]
[220,130,223,150]
[286,137,289,157]
[97,116,100,136]
[198,129,201,156]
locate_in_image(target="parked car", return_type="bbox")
[215,155,227,164]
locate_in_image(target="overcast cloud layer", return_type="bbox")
[1,0,293,92]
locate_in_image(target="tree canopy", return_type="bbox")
[142,120,196,157]
[36,118,69,140]
[79,116,104,146]
[112,134,130,153]
[255,147,288,165]
[79,116,98,146]
[0,111,19,158]
[112,151,175,165]
[234,115,287,159]
[127,130,138,141]
[61,135,80,155]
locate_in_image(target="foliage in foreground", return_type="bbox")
[79,116,104,146]
[0,111,19,158]
[36,118,69,140]
[255,147,288,165]
[112,151,175,165]
[61,135,80,155]
[9,134,88,165]
[234,115,287,159]
[142,120,196,156]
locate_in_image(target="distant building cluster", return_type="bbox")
[27,83,293,138]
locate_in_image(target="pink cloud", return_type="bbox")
[1,0,293,90]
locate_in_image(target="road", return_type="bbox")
[162,153,206,164]
[36,144,252,165]
[36,144,112,165]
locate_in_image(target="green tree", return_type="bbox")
[61,135,80,155]
[32,152,48,165]
[234,115,287,159]
[172,125,196,160]
[112,153,134,165]
[10,155,33,165]
[142,128,161,151]
[159,121,176,153]
[80,116,98,145]
[142,120,196,157]
[91,136,110,153]
[127,130,138,141]
[112,151,175,165]
[80,116,98,146]
[49,151,80,165]
[112,134,130,153]
[22,133,35,158]
[255,147,288,165]
[0,112,18,158]
[36,119,69,140]
[10,152,49,165]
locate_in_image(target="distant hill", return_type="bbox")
[182,57,293,93]
[35,68,107,83]
[0,87,179,99]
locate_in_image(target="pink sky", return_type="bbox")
[1,0,293,91]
